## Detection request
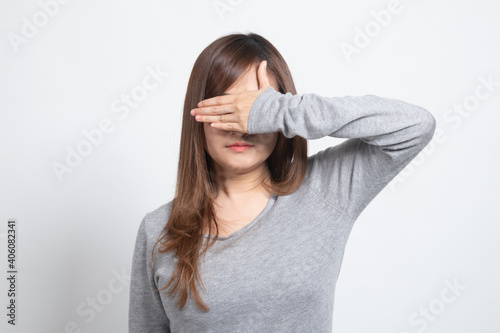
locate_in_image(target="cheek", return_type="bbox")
[254,133,278,147]
[256,133,279,155]
[203,124,225,154]
[203,124,215,152]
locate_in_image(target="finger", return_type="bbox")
[194,113,238,123]
[197,94,236,107]
[257,60,272,90]
[191,104,234,116]
[210,121,245,133]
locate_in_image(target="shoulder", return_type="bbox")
[137,199,174,243]
[302,139,364,215]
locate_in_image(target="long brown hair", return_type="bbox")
[152,32,308,312]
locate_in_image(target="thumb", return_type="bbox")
[257,60,271,91]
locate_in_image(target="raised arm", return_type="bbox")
[129,217,171,333]
[247,86,436,219]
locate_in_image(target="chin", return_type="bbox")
[223,160,261,172]
[225,162,254,171]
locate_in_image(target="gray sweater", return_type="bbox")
[129,86,436,332]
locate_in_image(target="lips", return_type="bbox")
[226,143,254,147]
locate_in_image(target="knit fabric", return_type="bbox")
[129,86,436,332]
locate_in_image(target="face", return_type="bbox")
[203,64,280,178]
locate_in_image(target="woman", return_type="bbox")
[129,32,436,332]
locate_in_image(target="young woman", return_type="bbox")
[129,32,436,332]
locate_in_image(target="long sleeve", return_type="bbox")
[247,86,436,219]
[129,216,171,333]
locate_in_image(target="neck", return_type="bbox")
[212,162,272,200]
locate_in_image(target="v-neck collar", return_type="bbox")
[203,193,278,241]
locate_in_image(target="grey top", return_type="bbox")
[129,87,436,332]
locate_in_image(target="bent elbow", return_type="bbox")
[417,107,437,147]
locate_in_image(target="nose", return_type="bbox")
[228,131,252,140]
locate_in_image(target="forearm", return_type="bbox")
[248,87,436,160]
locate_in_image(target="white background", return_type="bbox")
[1,0,499,332]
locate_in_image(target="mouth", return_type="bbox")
[226,143,254,152]
[226,142,254,148]
[226,144,253,148]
